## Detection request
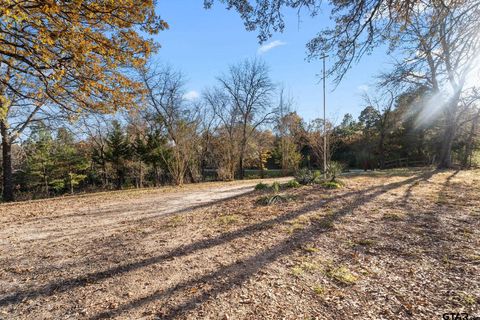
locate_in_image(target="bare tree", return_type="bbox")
[306,118,336,172]
[215,59,276,179]
[275,88,301,173]
[80,112,115,188]
[362,90,395,169]
[141,64,200,185]
[204,87,240,180]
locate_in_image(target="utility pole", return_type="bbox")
[321,55,328,179]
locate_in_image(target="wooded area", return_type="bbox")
[1,0,479,202]
[4,79,479,201]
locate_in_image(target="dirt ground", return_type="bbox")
[0,170,479,319]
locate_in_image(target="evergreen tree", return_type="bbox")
[52,128,89,194]
[23,125,55,195]
[105,121,131,190]
[140,130,170,186]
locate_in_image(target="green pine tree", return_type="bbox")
[23,124,55,196]
[53,128,89,194]
[105,121,131,189]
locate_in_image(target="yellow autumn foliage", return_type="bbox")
[0,0,167,116]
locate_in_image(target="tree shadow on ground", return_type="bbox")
[353,170,479,314]
[87,173,431,319]
[0,171,432,318]
[401,169,437,207]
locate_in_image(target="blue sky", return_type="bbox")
[154,1,391,122]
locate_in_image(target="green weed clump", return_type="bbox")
[167,215,185,227]
[271,181,281,193]
[312,285,325,295]
[284,179,301,189]
[257,194,290,205]
[459,292,477,306]
[326,266,358,285]
[320,181,343,189]
[326,161,344,181]
[254,182,269,190]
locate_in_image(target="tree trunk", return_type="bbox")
[102,162,108,188]
[116,168,123,190]
[438,96,461,169]
[139,161,143,188]
[438,118,456,169]
[238,134,247,180]
[463,110,480,168]
[281,137,288,174]
[43,166,49,195]
[1,121,14,202]
[259,152,265,179]
[238,153,244,179]
[69,172,73,195]
[238,122,248,180]
[378,132,386,169]
[153,165,159,187]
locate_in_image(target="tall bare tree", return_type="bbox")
[141,65,200,185]
[215,59,275,179]
[307,118,335,171]
[204,87,239,180]
[362,91,395,169]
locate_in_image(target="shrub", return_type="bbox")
[313,170,322,179]
[284,179,301,188]
[295,168,315,185]
[312,170,323,184]
[254,182,269,190]
[327,161,344,181]
[291,266,304,277]
[271,181,281,193]
[257,194,290,205]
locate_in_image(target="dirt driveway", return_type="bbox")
[0,177,290,245]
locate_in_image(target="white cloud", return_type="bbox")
[257,40,287,55]
[357,84,369,92]
[184,90,200,101]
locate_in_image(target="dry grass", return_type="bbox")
[0,169,479,319]
[326,266,358,285]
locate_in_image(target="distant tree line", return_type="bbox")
[2,60,479,200]
[1,0,480,201]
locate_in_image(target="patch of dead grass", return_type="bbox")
[383,212,406,221]
[216,214,241,225]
